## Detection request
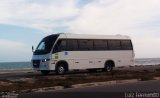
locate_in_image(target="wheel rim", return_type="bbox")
[106,65,112,72]
[58,66,65,74]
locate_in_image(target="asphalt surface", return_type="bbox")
[0,64,159,79]
[0,65,160,98]
[0,71,89,79]
[0,65,159,79]
[0,73,41,79]
[0,69,118,79]
[18,80,160,98]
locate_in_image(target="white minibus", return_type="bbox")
[32,33,134,75]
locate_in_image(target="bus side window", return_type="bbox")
[94,40,107,50]
[67,40,78,51]
[121,40,132,50]
[53,40,66,53]
[78,40,93,50]
[59,40,66,51]
[108,40,121,50]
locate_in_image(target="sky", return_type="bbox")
[0,0,160,62]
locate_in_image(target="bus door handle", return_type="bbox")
[75,62,79,63]
[98,61,102,63]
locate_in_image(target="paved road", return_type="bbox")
[0,65,158,79]
[0,69,119,79]
[18,80,160,98]
[0,73,40,79]
[0,70,112,79]
[56,80,160,92]
[0,71,88,79]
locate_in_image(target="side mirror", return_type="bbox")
[32,46,34,52]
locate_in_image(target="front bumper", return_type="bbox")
[32,59,49,70]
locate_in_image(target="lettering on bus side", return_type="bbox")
[55,53,59,59]
[64,51,68,55]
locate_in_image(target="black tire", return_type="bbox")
[105,62,113,72]
[56,64,66,75]
[41,70,50,75]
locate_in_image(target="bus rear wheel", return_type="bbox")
[104,61,114,72]
[41,70,50,75]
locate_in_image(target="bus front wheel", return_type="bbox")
[56,64,66,75]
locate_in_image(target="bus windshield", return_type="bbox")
[34,34,59,55]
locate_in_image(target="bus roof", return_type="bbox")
[57,33,131,40]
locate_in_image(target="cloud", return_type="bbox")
[1,0,160,36]
[69,0,160,35]
[0,39,32,62]
[68,0,160,58]
[0,39,26,48]
[0,0,79,32]
[0,0,160,58]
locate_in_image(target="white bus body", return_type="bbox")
[32,33,134,74]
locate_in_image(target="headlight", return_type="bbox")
[42,59,50,62]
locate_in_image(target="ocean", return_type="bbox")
[0,62,32,70]
[0,58,160,70]
[135,58,160,65]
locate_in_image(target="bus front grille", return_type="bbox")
[32,60,40,68]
